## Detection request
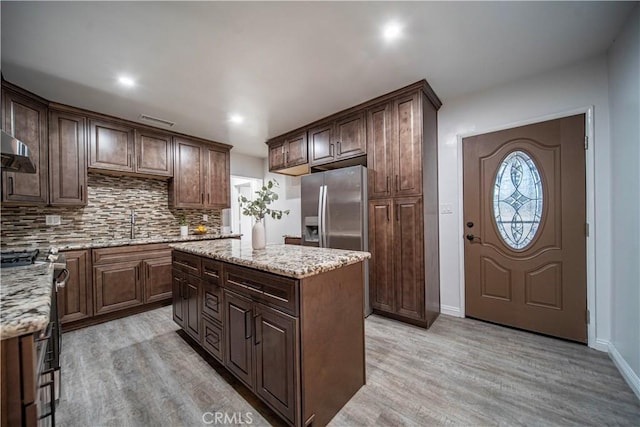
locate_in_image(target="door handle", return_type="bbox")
[244,310,252,339]
[336,141,341,155]
[8,177,14,195]
[254,313,262,345]
[386,176,390,193]
[386,205,390,222]
[395,175,399,191]
[80,185,84,201]
[466,233,481,242]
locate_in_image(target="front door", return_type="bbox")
[463,114,587,343]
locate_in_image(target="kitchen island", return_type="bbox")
[170,240,370,427]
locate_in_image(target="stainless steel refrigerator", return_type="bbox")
[301,165,371,316]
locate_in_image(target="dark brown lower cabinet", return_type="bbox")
[59,250,93,323]
[94,260,143,315]
[143,257,172,303]
[172,250,365,427]
[254,302,298,423]
[224,290,254,388]
[62,243,174,331]
[184,274,202,342]
[172,269,186,329]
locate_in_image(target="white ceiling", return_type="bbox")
[1,1,634,157]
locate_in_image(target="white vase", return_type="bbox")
[252,219,266,250]
[180,225,188,238]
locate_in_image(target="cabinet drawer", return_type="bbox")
[202,317,223,363]
[172,251,202,276]
[202,259,222,284]
[202,279,222,323]
[93,243,170,264]
[224,264,299,316]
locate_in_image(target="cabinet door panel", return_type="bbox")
[367,102,392,199]
[368,199,395,312]
[1,88,48,204]
[172,269,185,328]
[285,132,307,167]
[206,148,229,208]
[394,197,425,320]
[143,257,172,303]
[135,130,172,177]
[308,124,334,166]
[268,140,286,171]
[224,290,254,389]
[185,275,202,341]
[172,137,204,208]
[394,93,422,196]
[49,110,87,206]
[335,111,365,160]
[255,304,298,424]
[94,261,143,315]
[59,250,92,323]
[89,119,134,172]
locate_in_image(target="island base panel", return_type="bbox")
[300,261,366,426]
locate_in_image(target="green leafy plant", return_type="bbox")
[239,179,290,221]
[178,214,188,226]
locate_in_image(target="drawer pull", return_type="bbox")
[244,310,252,339]
[205,296,219,309]
[262,290,288,303]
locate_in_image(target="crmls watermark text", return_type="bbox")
[202,411,254,425]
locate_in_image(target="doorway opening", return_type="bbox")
[230,176,263,244]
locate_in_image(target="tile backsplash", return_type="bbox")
[1,173,221,249]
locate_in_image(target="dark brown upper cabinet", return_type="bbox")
[135,129,173,177]
[88,119,135,173]
[1,85,49,205]
[49,109,87,206]
[268,131,308,175]
[367,93,422,199]
[309,111,366,168]
[89,119,174,178]
[169,136,230,209]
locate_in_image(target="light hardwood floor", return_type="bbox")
[57,307,640,426]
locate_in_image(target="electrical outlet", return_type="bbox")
[45,215,61,226]
[203,214,208,222]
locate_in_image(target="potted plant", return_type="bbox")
[178,214,188,238]
[239,179,290,249]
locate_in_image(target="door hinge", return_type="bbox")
[585,223,590,237]
[585,136,589,150]
[586,309,590,324]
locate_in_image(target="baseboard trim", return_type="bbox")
[592,338,609,352]
[608,342,640,400]
[441,305,462,318]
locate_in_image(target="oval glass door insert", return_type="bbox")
[492,150,543,249]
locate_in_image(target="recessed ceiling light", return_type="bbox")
[383,22,403,41]
[229,114,244,124]
[118,75,136,87]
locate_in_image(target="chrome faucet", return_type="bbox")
[130,209,136,239]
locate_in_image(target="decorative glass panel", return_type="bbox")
[493,150,543,249]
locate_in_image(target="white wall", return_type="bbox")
[263,159,302,244]
[608,5,640,395]
[230,152,264,179]
[437,55,612,346]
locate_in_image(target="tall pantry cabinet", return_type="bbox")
[367,81,441,328]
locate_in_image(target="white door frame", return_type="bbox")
[456,106,597,348]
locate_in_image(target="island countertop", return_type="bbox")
[170,239,370,279]
[0,262,53,340]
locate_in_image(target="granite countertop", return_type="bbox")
[0,262,53,340]
[53,233,241,251]
[170,239,370,279]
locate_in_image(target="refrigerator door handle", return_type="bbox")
[321,185,327,247]
[317,185,325,247]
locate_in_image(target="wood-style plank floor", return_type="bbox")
[57,307,640,426]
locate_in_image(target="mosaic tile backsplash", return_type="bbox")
[1,173,221,249]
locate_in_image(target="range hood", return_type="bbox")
[1,130,36,173]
